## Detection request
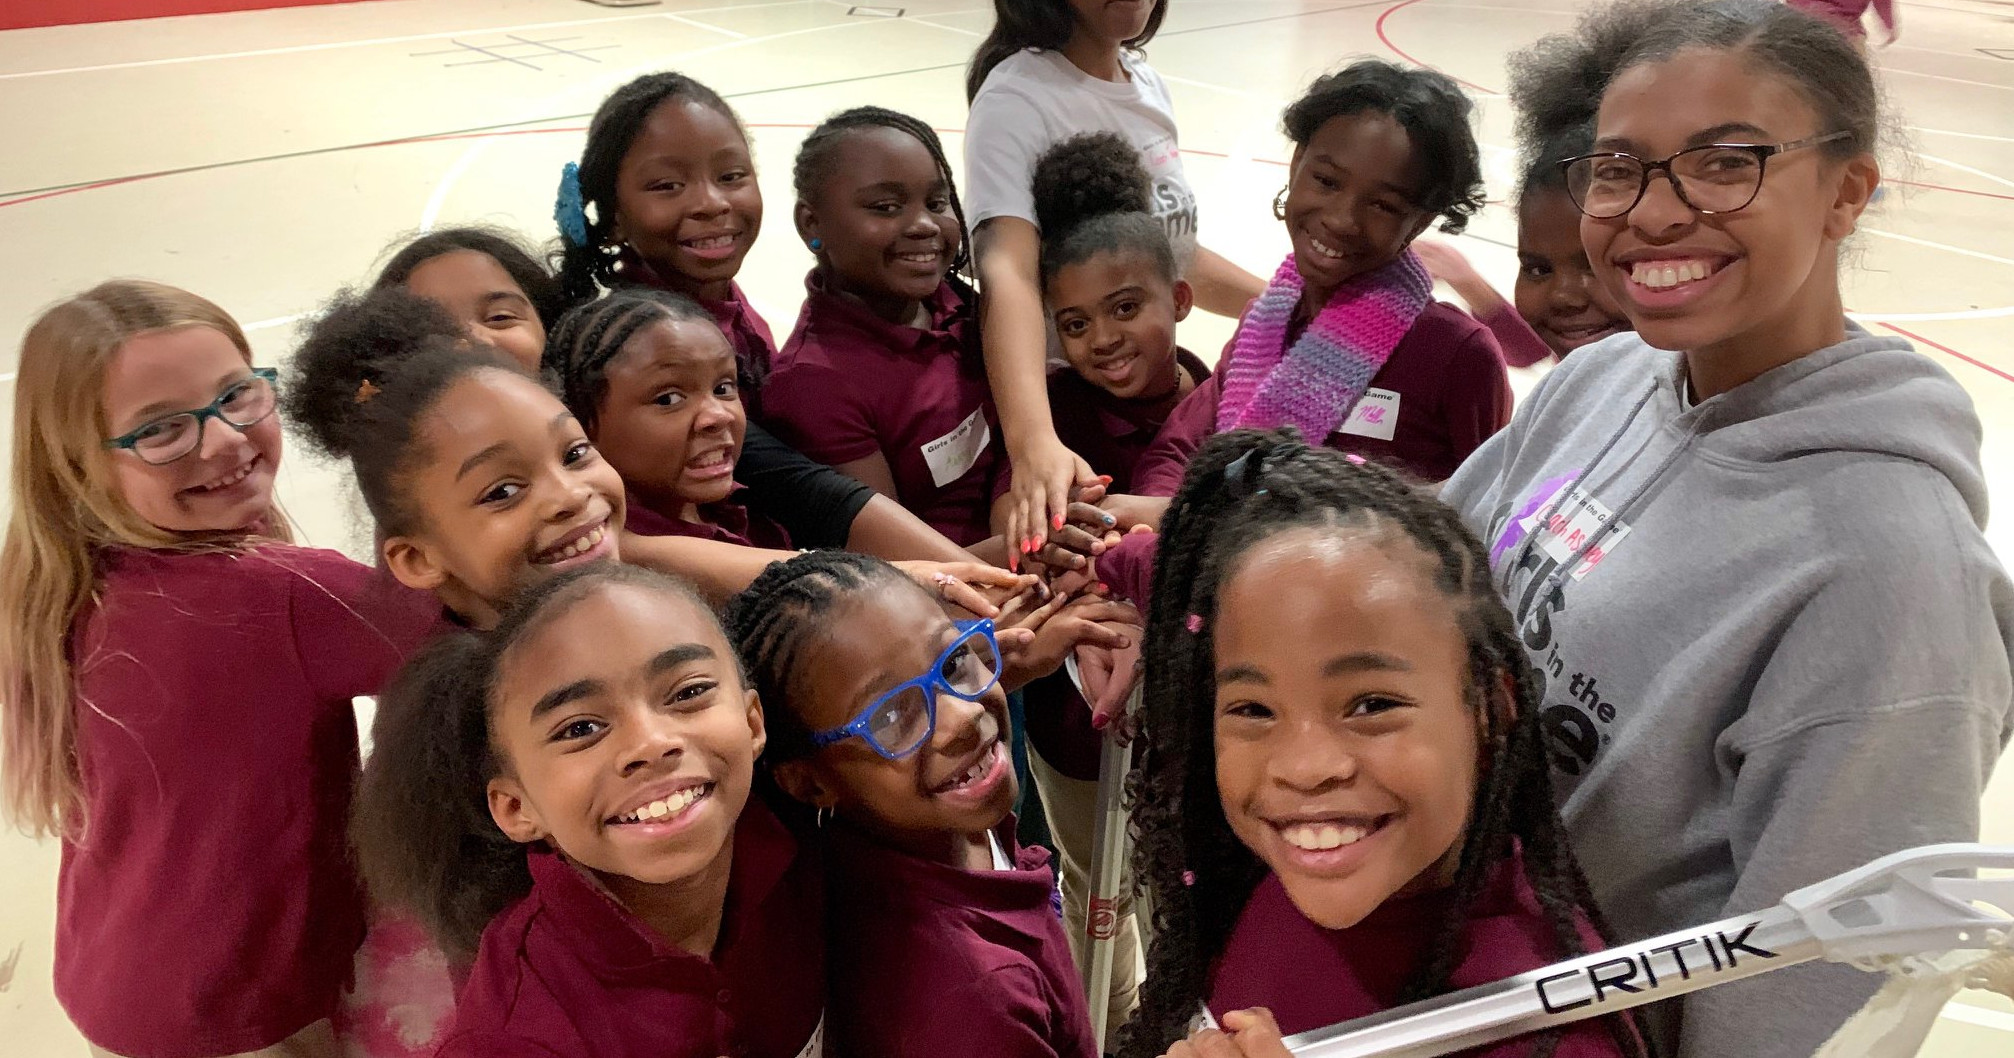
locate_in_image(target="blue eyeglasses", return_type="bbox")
[104,368,279,466]
[809,619,1003,760]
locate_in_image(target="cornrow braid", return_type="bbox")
[542,287,715,431]
[554,72,747,307]
[1118,431,1648,1058]
[725,551,921,826]
[792,106,972,274]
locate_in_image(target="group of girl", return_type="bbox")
[4,1,2009,1058]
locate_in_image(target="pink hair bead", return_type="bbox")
[1185,614,1204,633]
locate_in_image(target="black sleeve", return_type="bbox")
[738,421,874,550]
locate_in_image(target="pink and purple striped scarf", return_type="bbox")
[1218,251,1433,441]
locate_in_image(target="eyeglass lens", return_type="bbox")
[129,376,277,464]
[1568,146,1767,219]
[867,632,1001,755]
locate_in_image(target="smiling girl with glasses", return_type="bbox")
[1442,2,2014,1055]
[730,550,1108,1058]
[1,281,440,1058]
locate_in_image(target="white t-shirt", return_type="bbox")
[964,48,1201,271]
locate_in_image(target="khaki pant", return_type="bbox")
[92,1019,340,1058]
[1029,747,1143,1048]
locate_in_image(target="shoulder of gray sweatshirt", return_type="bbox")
[1442,326,2014,1058]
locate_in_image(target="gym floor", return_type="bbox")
[0,0,2009,1052]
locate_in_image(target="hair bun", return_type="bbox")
[284,287,463,460]
[1032,133,1154,240]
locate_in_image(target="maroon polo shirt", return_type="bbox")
[824,822,1097,1058]
[623,486,793,551]
[763,273,1004,547]
[1132,302,1511,493]
[57,544,441,1058]
[439,801,825,1058]
[1210,848,1626,1057]
[1050,347,1214,493]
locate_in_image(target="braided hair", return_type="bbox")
[352,563,715,960]
[725,551,920,823]
[1031,131,1176,288]
[554,72,747,306]
[792,105,972,275]
[1118,431,1648,1058]
[542,287,717,432]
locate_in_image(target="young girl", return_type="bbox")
[964,0,1265,554]
[727,551,1099,1058]
[352,563,824,1058]
[0,281,438,1058]
[1417,123,1631,366]
[287,317,626,628]
[545,288,791,550]
[764,106,1004,549]
[373,225,566,372]
[1035,131,1210,495]
[553,71,772,400]
[1116,431,1639,1058]
[1132,60,1513,491]
[1446,2,2012,1054]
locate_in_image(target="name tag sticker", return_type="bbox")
[922,407,990,488]
[1337,387,1401,441]
[1519,484,1632,580]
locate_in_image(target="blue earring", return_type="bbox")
[810,238,823,251]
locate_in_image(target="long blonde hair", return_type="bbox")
[1,280,292,838]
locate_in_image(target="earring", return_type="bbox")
[815,805,832,828]
[1272,187,1289,221]
[809,237,824,252]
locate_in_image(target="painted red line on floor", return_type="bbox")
[1373,0,1498,95]
[1878,321,2014,384]
[1892,179,2014,203]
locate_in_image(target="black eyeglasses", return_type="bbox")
[1559,131,1853,219]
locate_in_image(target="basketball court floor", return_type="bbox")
[0,0,2009,1051]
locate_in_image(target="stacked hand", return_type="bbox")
[1160,1009,1291,1058]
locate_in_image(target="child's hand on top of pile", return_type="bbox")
[891,560,1039,620]
[993,585,1137,692]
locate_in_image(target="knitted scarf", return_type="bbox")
[1217,250,1433,441]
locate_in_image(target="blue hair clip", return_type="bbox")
[555,162,589,248]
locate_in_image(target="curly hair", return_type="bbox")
[284,286,529,536]
[1508,0,1880,167]
[792,106,971,275]
[553,72,746,306]
[1283,59,1486,235]
[542,286,717,432]
[374,225,568,328]
[1117,431,1647,1058]
[351,563,715,960]
[1031,131,1176,287]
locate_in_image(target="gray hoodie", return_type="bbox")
[1442,326,2013,1058]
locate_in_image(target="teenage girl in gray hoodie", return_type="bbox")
[1442,2,2014,1056]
